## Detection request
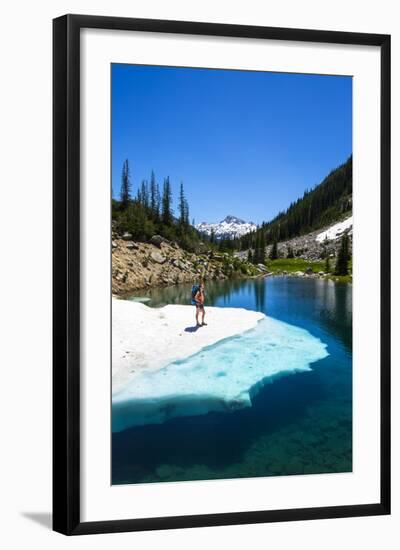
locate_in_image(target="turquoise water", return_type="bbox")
[112,317,328,431]
[112,277,352,484]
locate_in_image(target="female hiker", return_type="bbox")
[192,281,207,327]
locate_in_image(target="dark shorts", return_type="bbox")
[195,302,204,310]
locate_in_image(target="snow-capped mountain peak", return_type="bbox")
[222,215,245,224]
[196,215,257,240]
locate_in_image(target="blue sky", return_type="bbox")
[112,64,352,225]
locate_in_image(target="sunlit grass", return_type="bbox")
[265,258,325,273]
[264,258,352,283]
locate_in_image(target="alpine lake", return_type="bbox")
[112,276,352,485]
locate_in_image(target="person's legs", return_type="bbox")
[196,305,200,326]
[201,307,206,325]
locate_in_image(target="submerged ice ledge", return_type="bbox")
[112,300,329,432]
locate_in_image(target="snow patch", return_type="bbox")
[315,216,353,243]
[112,299,264,395]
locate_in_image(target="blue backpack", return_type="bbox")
[191,284,200,305]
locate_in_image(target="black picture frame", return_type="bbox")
[53,14,391,535]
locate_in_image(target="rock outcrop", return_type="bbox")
[112,236,260,295]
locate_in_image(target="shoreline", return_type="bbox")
[116,270,351,298]
[116,271,266,298]
[112,236,351,297]
[112,299,265,396]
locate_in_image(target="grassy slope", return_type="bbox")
[265,258,324,273]
[265,258,352,283]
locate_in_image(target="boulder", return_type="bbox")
[257,263,268,272]
[112,240,117,249]
[150,251,167,264]
[116,272,127,282]
[126,242,139,250]
[150,235,168,247]
[122,232,133,241]
[172,259,186,270]
[196,242,207,253]
[304,267,313,275]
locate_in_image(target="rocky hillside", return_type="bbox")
[112,233,262,295]
[237,215,353,263]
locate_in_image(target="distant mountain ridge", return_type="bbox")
[196,215,257,240]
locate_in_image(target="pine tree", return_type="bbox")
[259,231,266,264]
[120,159,131,210]
[247,249,253,263]
[184,197,189,225]
[140,180,149,209]
[325,256,331,273]
[161,176,173,225]
[253,232,260,264]
[112,165,207,252]
[150,171,157,214]
[287,245,294,259]
[155,182,161,219]
[334,234,349,275]
[149,171,161,219]
[269,241,278,260]
[178,182,189,225]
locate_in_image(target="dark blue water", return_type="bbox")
[112,277,352,484]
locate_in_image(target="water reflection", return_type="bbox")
[127,276,351,352]
[254,277,266,311]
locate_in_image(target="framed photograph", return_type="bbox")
[53,14,391,535]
